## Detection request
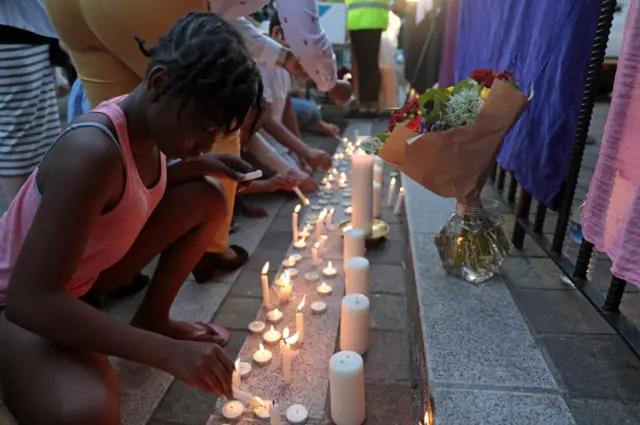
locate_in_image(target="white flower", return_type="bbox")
[444,90,483,128]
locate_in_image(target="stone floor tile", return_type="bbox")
[365,240,407,265]
[567,398,640,425]
[539,335,640,401]
[369,294,408,331]
[431,387,574,425]
[153,379,218,425]
[269,215,296,232]
[257,230,296,252]
[384,223,407,242]
[229,268,278,298]
[511,289,614,335]
[244,248,289,271]
[502,214,547,258]
[362,384,415,425]
[500,257,573,290]
[370,264,407,295]
[364,331,412,384]
[225,330,250,359]
[211,297,262,331]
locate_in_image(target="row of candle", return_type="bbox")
[223,391,308,424]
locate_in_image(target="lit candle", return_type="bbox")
[350,152,374,236]
[345,256,370,296]
[266,308,283,324]
[261,262,271,309]
[222,400,244,421]
[329,351,365,425]
[300,224,312,239]
[282,256,296,268]
[278,273,293,303]
[296,295,306,345]
[324,182,333,191]
[289,253,302,262]
[253,397,271,419]
[286,404,309,425]
[373,182,382,218]
[269,401,282,425]
[312,242,321,266]
[394,187,405,215]
[373,165,383,184]
[282,331,299,384]
[326,207,335,230]
[316,209,327,239]
[328,173,335,182]
[304,271,319,282]
[248,320,266,334]
[322,261,338,278]
[292,204,301,242]
[293,187,309,205]
[344,206,352,215]
[340,294,370,355]
[293,237,307,249]
[253,343,273,366]
[311,300,327,314]
[319,234,328,256]
[387,177,397,206]
[344,228,366,269]
[286,267,299,278]
[232,359,242,389]
[263,326,282,345]
[317,281,333,296]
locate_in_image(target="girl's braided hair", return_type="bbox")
[135,12,264,135]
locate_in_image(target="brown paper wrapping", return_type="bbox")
[378,79,530,205]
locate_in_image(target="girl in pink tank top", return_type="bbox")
[0,13,264,419]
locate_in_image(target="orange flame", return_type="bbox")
[261,262,269,275]
[297,295,306,312]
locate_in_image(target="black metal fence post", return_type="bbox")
[512,188,532,249]
[496,167,506,192]
[507,173,518,204]
[551,0,617,254]
[574,240,595,280]
[603,277,627,312]
[533,203,547,234]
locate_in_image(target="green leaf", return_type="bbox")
[451,78,481,96]
[419,88,449,124]
[375,133,389,144]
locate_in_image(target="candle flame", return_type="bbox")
[271,308,280,315]
[314,241,320,249]
[320,282,329,290]
[280,272,291,286]
[282,327,290,340]
[328,261,333,269]
[286,331,299,345]
[235,358,240,371]
[400,187,405,193]
[261,262,269,275]
[303,197,310,206]
[390,177,396,186]
[321,234,328,241]
[294,204,301,213]
[259,343,265,352]
[329,207,334,214]
[297,295,306,312]
[253,396,266,409]
[319,208,328,219]
[269,325,275,333]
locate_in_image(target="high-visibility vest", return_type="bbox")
[346,0,389,31]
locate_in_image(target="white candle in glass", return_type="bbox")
[345,256,370,296]
[282,332,299,384]
[312,241,321,266]
[339,294,370,355]
[329,351,366,425]
[387,177,396,206]
[373,182,382,218]
[350,152,374,236]
[292,204,301,242]
[343,228,366,269]
[296,295,306,344]
[316,209,327,239]
[261,262,271,308]
[394,187,405,215]
[326,207,335,230]
[269,401,282,425]
[373,165,383,184]
[232,359,242,389]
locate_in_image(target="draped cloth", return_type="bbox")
[437,0,460,88]
[583,1,640,288]
[454,0,601,208]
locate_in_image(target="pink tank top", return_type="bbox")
[0,97,167,305]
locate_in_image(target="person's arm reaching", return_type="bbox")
[282,94,302,139]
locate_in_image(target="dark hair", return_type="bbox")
[269,13,281,37]
[135,12,263,134]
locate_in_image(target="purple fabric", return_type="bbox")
[583,1,640,288]
[454,0,600,208]
[437,0,460,88]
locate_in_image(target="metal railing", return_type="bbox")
[490,0,640,358]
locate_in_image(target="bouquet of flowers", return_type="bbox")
[364,69,532,283]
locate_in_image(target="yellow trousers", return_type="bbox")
[45,0,235,254]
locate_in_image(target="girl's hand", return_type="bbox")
[304,148,332,171]
[196,154,254,181]
[267,173,297,192]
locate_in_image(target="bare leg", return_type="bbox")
[0,314,119,425]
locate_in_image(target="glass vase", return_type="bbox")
[433,198,511,284]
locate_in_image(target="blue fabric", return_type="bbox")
[67,78,91,123]
[291,97,321,132]
[454,0,601,208]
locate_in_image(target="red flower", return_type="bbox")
[405,116,422,132]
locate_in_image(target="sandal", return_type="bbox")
[192,245,249,284]
[186,322,230,346]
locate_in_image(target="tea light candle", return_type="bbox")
[296,295,306,344]
[312,241,321,266]
[328,174,335,182]
[340,294,370,355]
[317,281,333,296]
[342,192,351,198]
[326,207,335,230]
[304,271,319,282]
[286,267,299,278]
[232,359,242,389]
[253,343,273,365]
[387,176,397,206]
[316,209,327,239]
[318,199,328,206]
[266,308,283,324]
[394,187,405,215]
[293,237,307,249]
[345,256,370,296]
[278,274,293,303]
[282,256,297,268]
[248,320,266,334]
[237,361,252,379]
[322,261,338,278]
[261,262,271,308]
[253,398,271,419]
[222,400,244,421]
[311,300,327,314]
[292,204,301,242]
[344,228,366,269]
[269,401,282,425]
[350,152,374,236]
[263,326,282,345]
[289,254,302,262]
[329,351,365,425]
[324,182,333,191]
[344,206,352,215]
[373,182,382,218]
[286,404,309,425]
[311,204,322,211]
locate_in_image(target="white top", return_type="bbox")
[208,0,337,92]
[0,0,58,39]
[260,64,291,123]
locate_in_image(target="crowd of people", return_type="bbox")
[0,0,396,423]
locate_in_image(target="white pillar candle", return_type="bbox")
[261,262,271,308]
[269,401,282,425]
[222,400,244,421]
[372,182,382,218]
[387,177,396,206]
[312,242,321,266]
[345,257,370,296]
[394,187,405,215]
[316,209,327,239]
[350,152,374,236]
[286,404,309,425]
[343,228,366,269]
[296,295,306,344]
[373,155,384,168]
[329,351,366,425]
[373,165,383,184]
[292,204,301,242]
[339,294,370,355]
